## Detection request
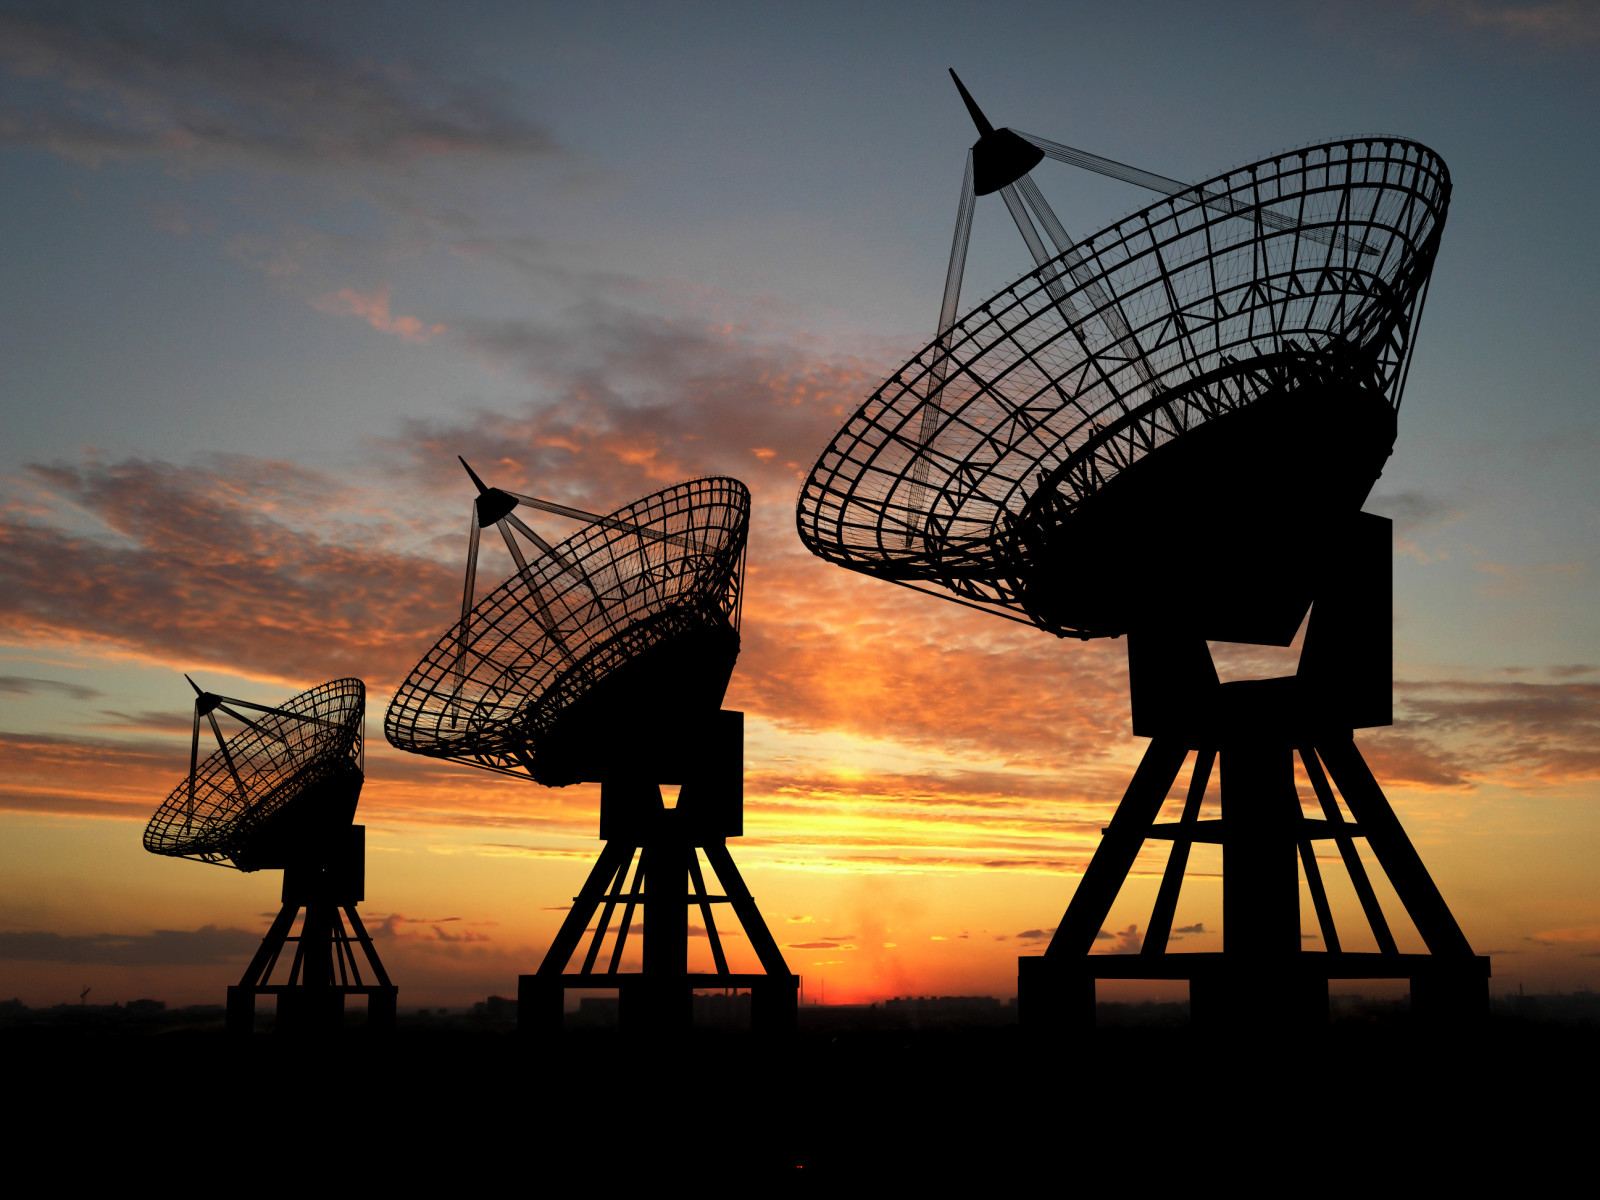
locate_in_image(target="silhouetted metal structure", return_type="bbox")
[798,73,1487,1026]
[144,676,395,1032]
[386,465,796,1034]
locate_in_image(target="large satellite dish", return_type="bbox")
[144,676,396,1032]
[385,465,797,1034]
[798,73,1487,1027]
[799,72,1442,646]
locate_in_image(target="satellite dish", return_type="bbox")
[385,465,797,1034]
[799,76,1445,646]
[145,676,365,871]
[386,467,749,786]
[144,676,396,1032]
[797,75,1487,1027]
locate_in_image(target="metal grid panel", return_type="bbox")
[796,139,1449,630]
[384,476,750,775]
[143,677,365,866]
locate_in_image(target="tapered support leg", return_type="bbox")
[702,840,790,976]
[1317,740,1473,957]
[538,839,636,976]
[1048,738,1189,956]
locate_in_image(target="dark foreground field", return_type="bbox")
[5,1012,1594,1186]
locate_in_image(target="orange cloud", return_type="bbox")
[1389,677,1600,787]
[0,730,177,820]
[312,285,447,343]
[1529,925,1600,944]
[1,457,458,688]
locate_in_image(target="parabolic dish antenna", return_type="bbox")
[798,72,1448,645]
[385,467,749,786]
[386,464,796,1034]
[145,676,365,871]
[796,74,1486,1027]
[144,675,395,1032]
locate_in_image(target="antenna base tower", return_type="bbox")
[517,710,798,1036]
[225,825,397,1034]
[1019,515,1489,1029]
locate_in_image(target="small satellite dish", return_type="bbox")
[144,676,396,1032]
[797,74,1487,1027]
[145,676,365,870]
[386,465,797,1034]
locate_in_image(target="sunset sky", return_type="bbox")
[2,1,1598,1009]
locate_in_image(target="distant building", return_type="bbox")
[882,996,1008,1028]
[573,995,620,1027]
[473,995,517,1023]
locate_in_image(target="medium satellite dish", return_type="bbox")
[797,74,1487,1027]
[144,676,396,1032]
[386,466,748,786]
[386,465,797,1034]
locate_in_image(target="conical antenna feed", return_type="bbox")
[950,69,1044,196]
[184,673,224,716]
[459,456,518,526]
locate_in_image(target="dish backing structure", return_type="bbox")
[386,464,797,1033]
[798,74,1488,1025]
[144,676,396,1032]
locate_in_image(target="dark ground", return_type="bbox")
[4,1005,1595,1187]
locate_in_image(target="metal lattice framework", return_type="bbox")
[143,677,365,869]
[797,137,1449,632]
[385,476,750,779]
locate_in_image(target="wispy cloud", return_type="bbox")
[0,729,184,820]
[0,5,555,168]
[1387,677,1600,785]
[1526,924,1600,945]
[312,284,447,344]
[1418,0,1600,50]
[0,455,458,687]
[0,674,102,701]
[0,925,257,965]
